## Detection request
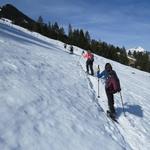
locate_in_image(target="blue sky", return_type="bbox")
[0,0,150,51]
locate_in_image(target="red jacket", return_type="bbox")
[83,53,94,60]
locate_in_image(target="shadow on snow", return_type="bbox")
[116,103,143,118]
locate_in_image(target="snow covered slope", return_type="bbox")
[0,20,150,150]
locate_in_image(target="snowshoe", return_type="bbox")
[107,110,117,122]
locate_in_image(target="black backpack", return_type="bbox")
[90,54,94,62]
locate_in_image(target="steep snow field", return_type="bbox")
[0,20,150,150]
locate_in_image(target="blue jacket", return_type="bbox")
[97,70,109,80]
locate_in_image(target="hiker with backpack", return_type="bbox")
[64,43,67,49]
[83,50,94,75]
[70,45,74,54]
[97,63,121,119]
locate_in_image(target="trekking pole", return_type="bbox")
[97,65,100,98]
[77,51,84,65]
[77,55,82,65]
[120,92,126,116]
[98,78,100,98]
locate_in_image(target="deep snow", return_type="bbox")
[0,19,150,150]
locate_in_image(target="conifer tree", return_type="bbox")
[37,16,43,25]
[68,24,73,43]
[128,50,132,56]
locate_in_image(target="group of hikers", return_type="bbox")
[64,43,74,54]
[82,50,121,119]
[64,44,121,119]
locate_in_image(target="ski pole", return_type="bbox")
[98,78,100,98]
[97,65,100,98]
[120,92,126,116]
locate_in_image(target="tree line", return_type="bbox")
[128,51,150,72]
[21,16,129,65]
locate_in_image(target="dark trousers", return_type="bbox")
[86,60,94,75]
[105,88,115,114]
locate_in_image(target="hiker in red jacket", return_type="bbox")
[83,50,94,75]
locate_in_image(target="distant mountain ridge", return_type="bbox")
[127,46,145,53]
[0,4,35,24]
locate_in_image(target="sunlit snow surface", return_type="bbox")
[0,20,150,150]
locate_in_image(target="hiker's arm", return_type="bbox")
[97,70,105,78]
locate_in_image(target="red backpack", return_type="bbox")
[106,70,121,94]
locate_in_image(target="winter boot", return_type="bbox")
[107,110,116,119]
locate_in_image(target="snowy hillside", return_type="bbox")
[0,19,150,150]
